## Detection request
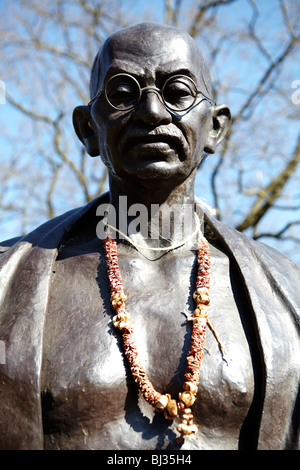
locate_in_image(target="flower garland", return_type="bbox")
[103,234,211,442]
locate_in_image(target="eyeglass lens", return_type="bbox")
[105,75,140,110]
[105,74,198,111]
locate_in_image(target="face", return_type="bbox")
[89,25,213,186]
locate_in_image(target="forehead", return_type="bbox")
[99,27,203,83]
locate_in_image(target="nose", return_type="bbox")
[134,90,172,126]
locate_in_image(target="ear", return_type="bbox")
[204,104,231,154]
[72,105,100,157]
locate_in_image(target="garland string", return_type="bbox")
[103,234,215,442]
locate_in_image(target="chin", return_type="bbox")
[125,160,188,181]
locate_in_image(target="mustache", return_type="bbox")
[118,126,188,156]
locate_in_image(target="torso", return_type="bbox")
[41,229,255,450]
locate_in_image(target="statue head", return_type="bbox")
[73,22,231,185]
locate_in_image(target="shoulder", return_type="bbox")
[205,211,300,328]
[0,236,22,253]
[0,193,110,253]
[204,210,299,272]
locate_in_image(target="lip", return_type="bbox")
[125,137,177,156]
[119,128,187,159]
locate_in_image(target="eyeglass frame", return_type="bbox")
[88,73,216,112]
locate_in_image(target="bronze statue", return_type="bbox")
[0,22,299,450]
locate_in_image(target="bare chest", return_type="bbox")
[41,243,254,450]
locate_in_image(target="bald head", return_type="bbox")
[89,22,212,101]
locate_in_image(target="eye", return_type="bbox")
[107,82,137,109]
[109,83,133,98]
[163,77,196,110]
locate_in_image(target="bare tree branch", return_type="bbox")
[46,164,62,219]
[236,134,300,231]
[188,0,238,38]
[52,114,91,202]
[232,38,297,123]
[5,92,55,125]
[254,220,300,242]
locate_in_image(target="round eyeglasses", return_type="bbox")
[88,73,216,112]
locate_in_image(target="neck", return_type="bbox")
[106,170,202,253]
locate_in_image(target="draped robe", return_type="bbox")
[0,194,299,450]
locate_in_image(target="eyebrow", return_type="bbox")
[104,67,199,86]
[104,66,144,82]
[157,68,197,82]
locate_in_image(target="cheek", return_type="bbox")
[184,116,210,173]
[92,106,127,155]
[91,109,117,165]
[183,112,210,159]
